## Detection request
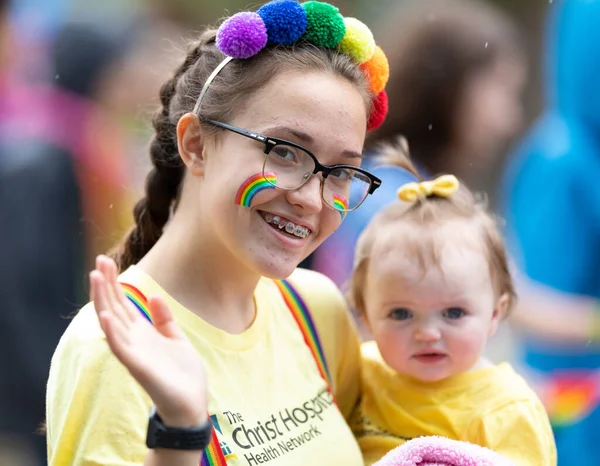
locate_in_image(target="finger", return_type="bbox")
[104,256,139,322]
[92,280,131,349]
[90,270,110,317]
[148,295,187,340]
[91,272,129,342]
[97,256,134,325]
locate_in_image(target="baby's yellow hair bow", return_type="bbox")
[397,174,460,202]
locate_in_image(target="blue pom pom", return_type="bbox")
[258,0,307,45]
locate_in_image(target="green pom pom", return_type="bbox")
[302,1,346,48]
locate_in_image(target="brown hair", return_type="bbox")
[349,138,516,317]
[369,0,521,174]
[110,28,371,271]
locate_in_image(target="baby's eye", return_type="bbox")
[443,307,466,320]
[388,308,412,320]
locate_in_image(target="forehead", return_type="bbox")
[231,70,368,153]
[366,222,492,295]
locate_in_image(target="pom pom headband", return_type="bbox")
[192,0,389,131]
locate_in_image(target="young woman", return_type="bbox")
[46,1,389,465]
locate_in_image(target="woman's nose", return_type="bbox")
[285,173,323,214]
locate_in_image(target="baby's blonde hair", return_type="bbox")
[349,137,516,317]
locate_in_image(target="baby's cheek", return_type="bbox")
[373,326,409,372]
[448,329,487,368]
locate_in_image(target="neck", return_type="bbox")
[137,214,260,334]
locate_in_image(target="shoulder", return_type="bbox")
[473,364,550,423]
[47,302,151,458]
[285,267,348,318]
[467,365,556,463]
[280,268,362,415]
[48,302,130,394]
[51,302,105,359]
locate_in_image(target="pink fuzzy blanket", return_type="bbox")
[373,436,516,466]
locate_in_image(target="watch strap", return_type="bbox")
[146,406,213,451]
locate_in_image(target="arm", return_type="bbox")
[467,401,557,466]
[48,256,209,466]
[330,298,362,420]
[510,274,600,345]
[290,268,362,420]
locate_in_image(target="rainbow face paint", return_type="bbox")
[333,194,349,220]
[235,172,277,207]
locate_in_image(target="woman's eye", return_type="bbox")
[443,307,466,320]
[330,168,353,181]
[272,146,297,161]
[388,308,412,320]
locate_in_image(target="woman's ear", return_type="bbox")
[177,112,205,176]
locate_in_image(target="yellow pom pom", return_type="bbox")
[338,17,375,64]
[360,45,389,94]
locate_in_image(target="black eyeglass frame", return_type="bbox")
[205,119,382,212]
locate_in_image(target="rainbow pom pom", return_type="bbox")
[216,12,268,59]
[367,90,388,131]
[302,1,346,48]
[361,45,389,95]
[258,0,307,45]
[338,18,375,64]
[209,1,389,132]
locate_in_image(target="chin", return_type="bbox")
[252,252,301,280]
[413,371,452,383]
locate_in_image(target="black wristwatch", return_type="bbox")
[146,406,213,451]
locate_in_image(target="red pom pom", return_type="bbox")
[367,90,388,131]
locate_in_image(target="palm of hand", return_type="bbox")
[92,256,208,427]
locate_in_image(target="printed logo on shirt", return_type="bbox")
[211,414,238,461]
[214,387,335,465]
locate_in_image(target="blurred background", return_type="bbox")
[2,0,598,465]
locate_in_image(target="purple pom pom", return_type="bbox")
[216,12,268,59]
[258,0,307,45]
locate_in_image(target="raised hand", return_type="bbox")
[91,255,208,427]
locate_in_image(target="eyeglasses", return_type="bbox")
[205,120,382,212]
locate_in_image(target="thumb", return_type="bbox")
[147,295,187,340]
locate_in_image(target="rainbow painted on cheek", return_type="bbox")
[235,172,277,207]
[333,194,349,220]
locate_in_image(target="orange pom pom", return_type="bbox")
[361,45,389,95]
[367,90,388,131]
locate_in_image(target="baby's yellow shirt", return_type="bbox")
[351,341,556,466]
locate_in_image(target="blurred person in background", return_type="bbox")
[0,1,75,464]
[48,20,137,269]
[0,16,137,465]
[309,0,526,294]
[500,0,600,463]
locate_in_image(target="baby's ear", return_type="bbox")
[489,293,510,337]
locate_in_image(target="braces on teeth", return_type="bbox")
[263,213,310,238]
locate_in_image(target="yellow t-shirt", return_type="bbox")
[351,342,556,466]
[46,266,363,466]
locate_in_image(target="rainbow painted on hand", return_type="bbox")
[235,172,277,207]
[333,193,348,220]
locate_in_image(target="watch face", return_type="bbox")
[146,409,213,451]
